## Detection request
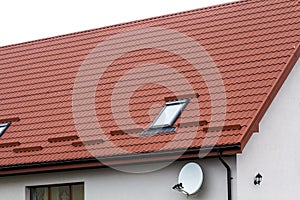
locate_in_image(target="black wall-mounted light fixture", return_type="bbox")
[254,173,263,185]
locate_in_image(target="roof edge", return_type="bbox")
[0,144,241,176]
[240,41,300,149]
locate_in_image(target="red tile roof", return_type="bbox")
[0,0,300,173]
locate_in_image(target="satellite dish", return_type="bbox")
[177,162,203,195]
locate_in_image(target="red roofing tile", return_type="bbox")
[0,0,299,169]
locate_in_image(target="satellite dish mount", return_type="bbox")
[172,182,190,196]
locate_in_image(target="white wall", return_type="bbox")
[0,157,237,200]
[237,58,300,199]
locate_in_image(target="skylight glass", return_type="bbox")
[150,99,189,129]
[0,123,10,137]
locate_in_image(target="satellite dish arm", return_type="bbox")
[218,150,232,200]
[180,189,190,197]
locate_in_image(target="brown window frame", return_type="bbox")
[29,182,84,200]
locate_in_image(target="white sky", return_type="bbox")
[0,0,234,47]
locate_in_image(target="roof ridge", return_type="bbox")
[0,0,253,49]
[1,1,296,59]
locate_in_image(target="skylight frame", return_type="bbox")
[150,99,189,129]
[0,123,10,137]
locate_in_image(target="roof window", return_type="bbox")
[151,99,189,128]
[142,99,189,135]
[0,123,10,137]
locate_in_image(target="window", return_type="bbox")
[0,123,10,137]
[29,183,84,200]
[150,99,189,129]
[142,99,189,135]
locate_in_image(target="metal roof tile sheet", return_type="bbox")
[0,0,299,168]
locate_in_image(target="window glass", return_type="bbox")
[31,187,48,200]
[30,183,83,200]
[50,186,69,200]
[0,123,10,137]
[152,103,184,127]
[72,184,84,200]
[151,100,189,128]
